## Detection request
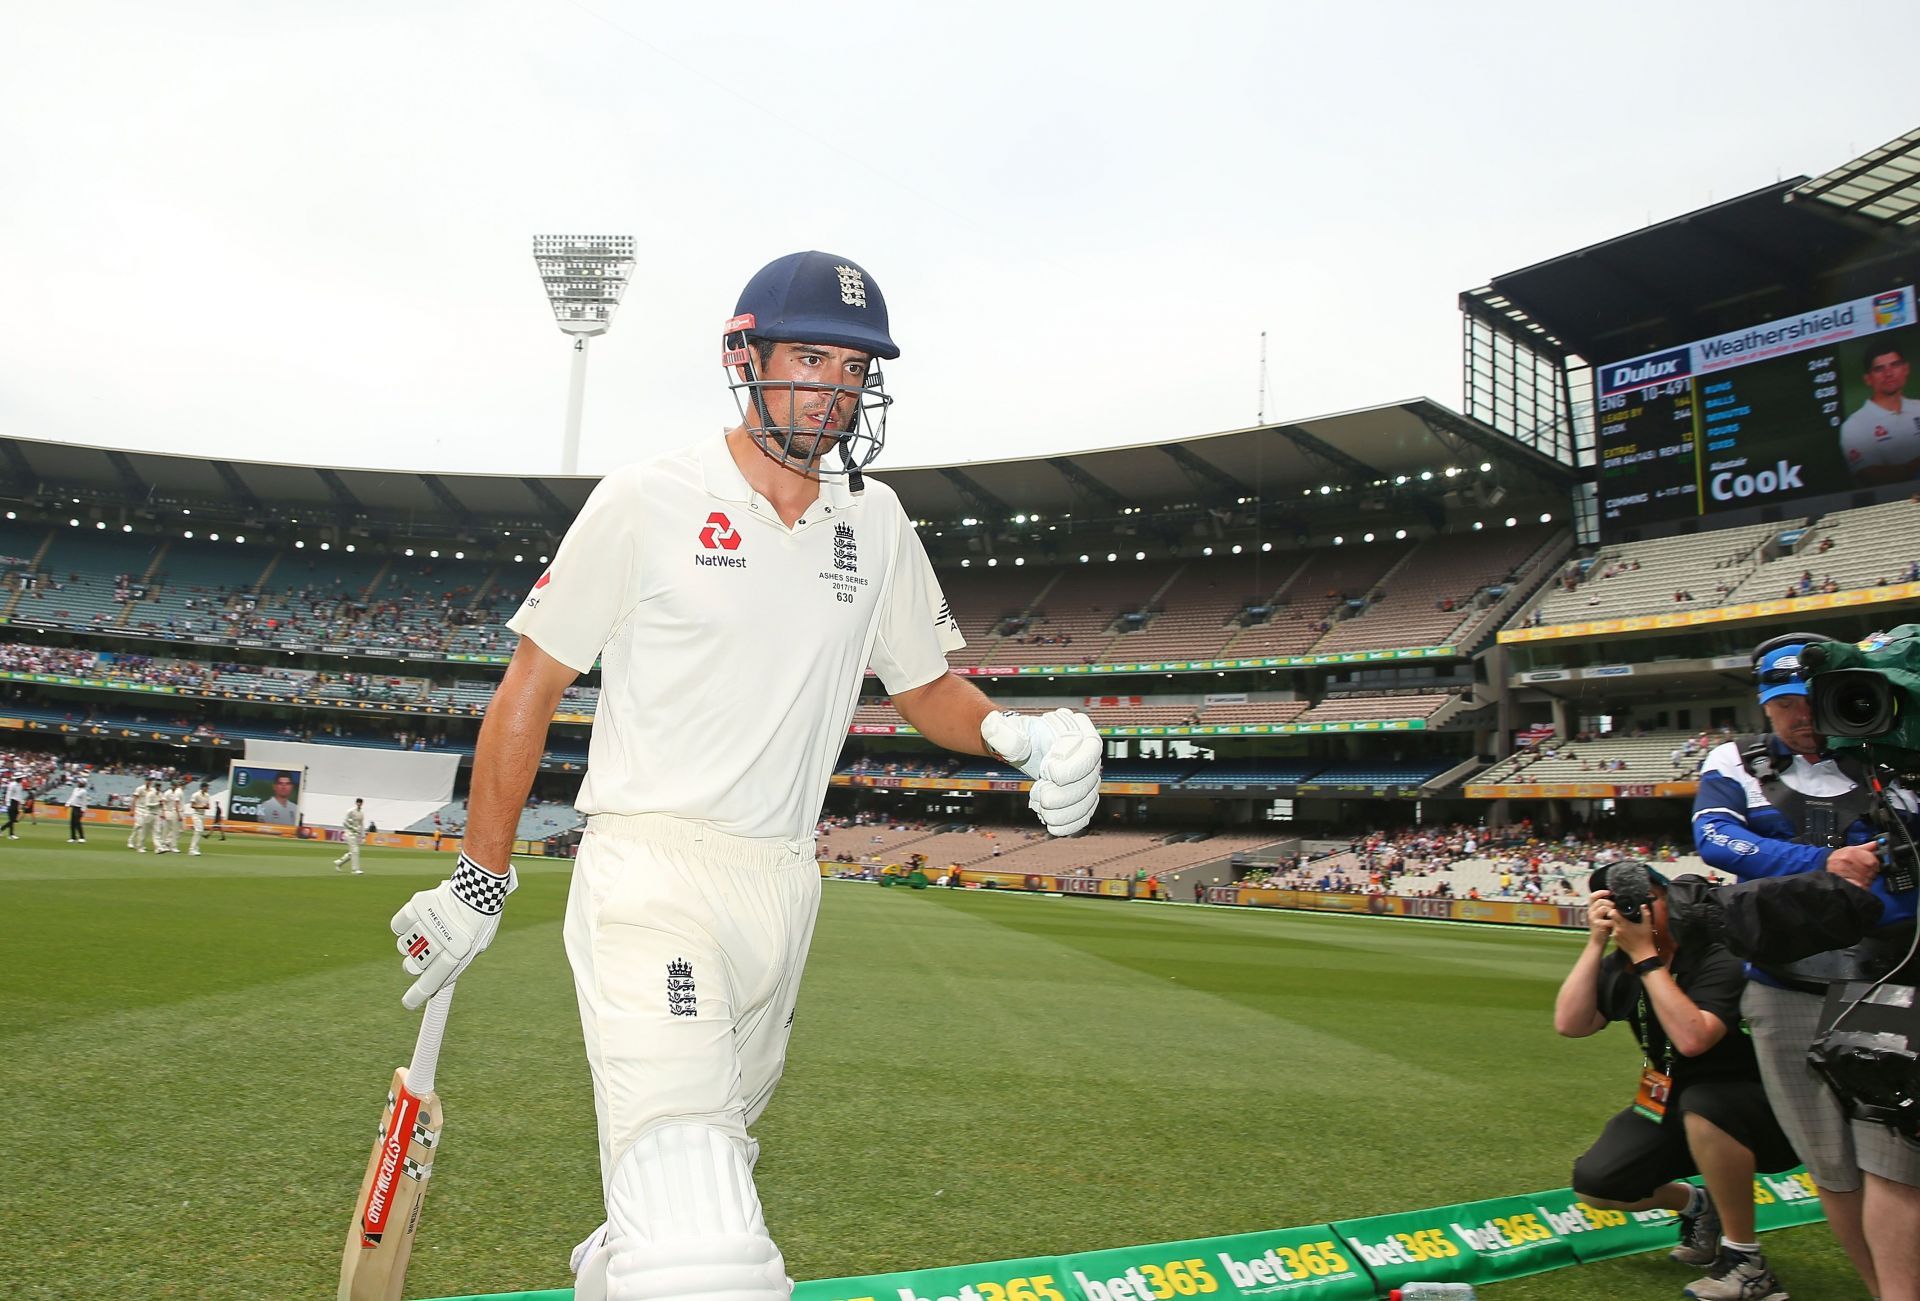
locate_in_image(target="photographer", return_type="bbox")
[1692,639,1920,1301]
[1556,864,1798,1301]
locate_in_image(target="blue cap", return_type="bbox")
[731,251,899,360]
[1757,643,1811,704]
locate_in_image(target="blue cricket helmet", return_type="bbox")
[729,251,899,359]
[723,251,897,480]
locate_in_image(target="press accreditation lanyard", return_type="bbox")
[1631,983,1676,1122]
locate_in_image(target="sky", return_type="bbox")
[0,1,1910,481]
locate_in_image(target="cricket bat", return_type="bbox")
[338,985,454,1301]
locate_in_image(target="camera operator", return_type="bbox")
[1556,864,1798,1301]
[1692,639,1920,1301]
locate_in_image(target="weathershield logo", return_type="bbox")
[695,512,746,569]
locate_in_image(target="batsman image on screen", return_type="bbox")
[226,764,304,827]
[1838,329,1920,486]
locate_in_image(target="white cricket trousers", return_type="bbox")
[130,811,154,849]
[335,833,361,870]
[188,814,207,852]
[565,813,819,1199]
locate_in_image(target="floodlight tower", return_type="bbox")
[533,235,636,474]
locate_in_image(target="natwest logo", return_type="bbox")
[699,512,742,551]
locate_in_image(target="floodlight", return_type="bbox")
[534,235,636,474]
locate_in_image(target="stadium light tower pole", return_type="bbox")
[533,235,636,474]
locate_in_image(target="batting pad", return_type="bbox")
[601,1121,788,1300]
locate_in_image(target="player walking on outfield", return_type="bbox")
[334,798,366,874]
[386,252,1103,1301]
[162,786,184,855]
[5,772,24,839]
[129,776,155,850]
[188,781,212,855]
[65,776,89,842]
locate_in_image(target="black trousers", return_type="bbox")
[68,806,85,840]
[1572,1077,1800,1203]
[4,799,16,834]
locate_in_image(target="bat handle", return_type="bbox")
[407,985,454,1098]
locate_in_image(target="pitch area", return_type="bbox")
[0,829,1859,1298]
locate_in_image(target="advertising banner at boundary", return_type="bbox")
[1465,780,1698,800]
[1334,1194,1576,1292]
[418,1172,1826,1301]
[1061,1225,1370,1299]
[1499,580,1920,645]
[1216,888,1585,930]
[843,720,1431,738]
[790,1254,1070,1301]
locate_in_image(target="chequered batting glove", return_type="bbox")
[391,852,517,1010]
[981,707,1103,836]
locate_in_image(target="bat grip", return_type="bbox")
[407,985,454,1098]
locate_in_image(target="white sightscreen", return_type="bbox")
[243,740,458,832]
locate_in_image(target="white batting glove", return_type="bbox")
[981,707,1102,836]
[391,853,517,1010]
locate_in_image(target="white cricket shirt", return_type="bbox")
[508,435,964,841]
[1839,395,1920,471]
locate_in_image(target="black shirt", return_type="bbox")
[1596,943,1760,1086]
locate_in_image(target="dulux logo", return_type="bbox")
[1600,347,1691,396]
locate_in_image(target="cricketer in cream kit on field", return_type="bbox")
[386,250,1104,1301]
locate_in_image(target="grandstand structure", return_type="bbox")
[2,127,1916,863]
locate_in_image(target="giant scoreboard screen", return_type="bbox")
[1597,286,1918,537]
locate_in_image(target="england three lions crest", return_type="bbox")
[666,958,698,1017]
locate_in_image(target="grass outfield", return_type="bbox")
[0,822,1864,1300]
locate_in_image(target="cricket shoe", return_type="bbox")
[189,849,200,856]
[351,868,363,875]
[1684,1246,1788,1300]
[1671,1189,1721,1266]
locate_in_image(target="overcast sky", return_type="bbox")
[0,1,1908,481]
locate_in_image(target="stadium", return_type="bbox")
[4,124,1919,1301]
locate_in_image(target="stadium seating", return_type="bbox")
[1722,499,1920,602]
[1309,526,1557,652]
[403,798,583,840]
[937,566,1050,668]
[1304,759,1458,787]
[1092,552,1300,664]
[1471,729,1728,786]
[126,537,272,638]
[1524,519,1796,624]
[1189,700,1308,726]
[1295,692,1455,724]
[973,560,1187,668]
[1214,541,1413,658]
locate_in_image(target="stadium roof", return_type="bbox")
[1463,128,1920,368]
[0,396,1574,530]
[1792,126,1920,227]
